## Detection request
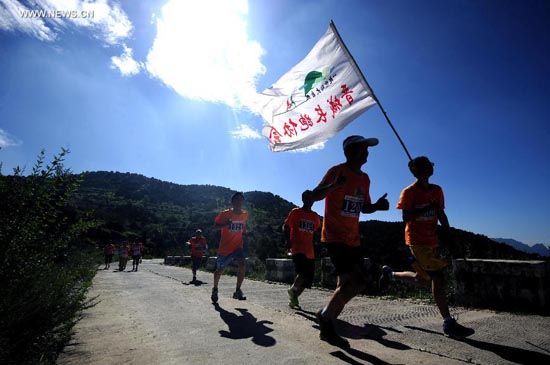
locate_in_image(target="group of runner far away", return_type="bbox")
[103,241,144,272]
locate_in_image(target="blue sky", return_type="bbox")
[1,0,548,245]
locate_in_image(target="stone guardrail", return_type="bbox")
[164,256,250,274]
[264,257,375,289]
[165,255,550,312]
[321,257,373,289]
[265,258,295,284]
[166,256,373,288]
[453,258,550,313]
[164,256,192,266]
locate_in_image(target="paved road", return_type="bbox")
[58,259,550,365]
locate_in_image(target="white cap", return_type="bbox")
[343,135,379,150]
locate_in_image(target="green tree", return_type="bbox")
[0,149,97,364]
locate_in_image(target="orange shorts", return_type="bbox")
[409,245,448,281]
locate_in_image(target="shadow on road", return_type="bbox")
[296,310,409,350]
[405,325,550,365]
[337,321,411,351]
[295,309,317,322]
[295,309,399,364]
[331,348,394,365]
[213,304,276,347]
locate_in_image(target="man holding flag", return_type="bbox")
[257,21,409,347]
[311,135,389,347]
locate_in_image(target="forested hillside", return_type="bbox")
[73,171,295,259]
[72,171,543,266]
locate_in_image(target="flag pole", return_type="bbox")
[330,20,413,161]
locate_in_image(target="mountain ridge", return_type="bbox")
[491,238,550,257]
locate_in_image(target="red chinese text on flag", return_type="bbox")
[256,23,377,152]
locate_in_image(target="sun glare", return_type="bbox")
[146,0,265,108]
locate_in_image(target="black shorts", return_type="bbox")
[191,256,203,271]
[324,243,364,275]
[292,254,315,288]
[105,254,113,263]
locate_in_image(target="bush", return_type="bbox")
[0,149,97,364]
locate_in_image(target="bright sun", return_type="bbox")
[146,0,265,108]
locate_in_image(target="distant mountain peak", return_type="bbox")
[491,238,550,257]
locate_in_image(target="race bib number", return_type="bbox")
[229,221,244,232]
[341,195,363,217]
[415,203,437,221]
[298,219,315,233]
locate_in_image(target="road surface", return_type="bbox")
[58,259,550,365]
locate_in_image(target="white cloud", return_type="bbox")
[146,0,266,109]
[0,0,132,45]
[0,0,56,41]
[0,128,21,148]
[230,124,262,140]
[111,45,141,76]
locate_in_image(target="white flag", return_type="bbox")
[257,22,378,152]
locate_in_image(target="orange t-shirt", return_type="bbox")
[317,163,371,247]
[215,209,248,256]
[131,243,144,256]
[396,182,445,247]
[118,245,129,258]
[104,244,115,255]
[284,208,321,259]
[189,236,207,257]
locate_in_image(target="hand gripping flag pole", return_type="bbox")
[329,20,413,161]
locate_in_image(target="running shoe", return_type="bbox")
[288,288,301,309]
[443,318,475,337]
[211,287,218,304]
[315,310,350,348]
[233,289,246,300]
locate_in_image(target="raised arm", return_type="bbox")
[362,193,389,214]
